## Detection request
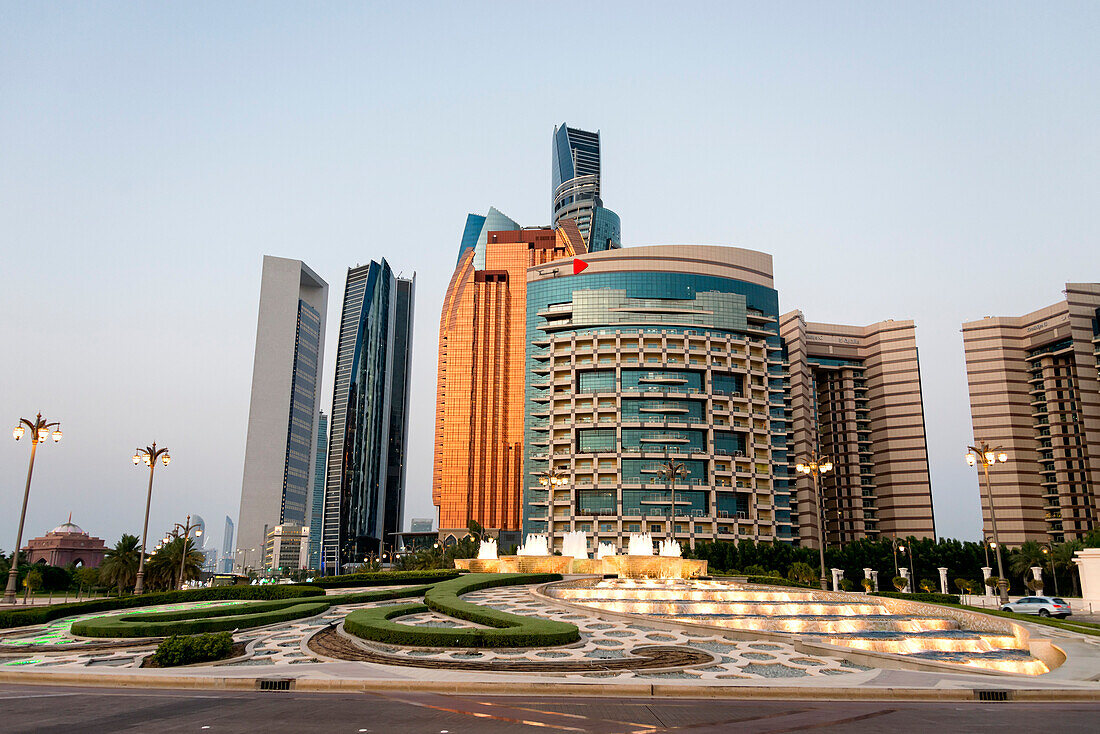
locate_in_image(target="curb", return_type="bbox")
[1,669,1097,702]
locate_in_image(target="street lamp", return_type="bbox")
[795,452,833,591]
[1042,544,1059,597]
[5,413,62,604]
[897,541,916,591]
[966,442,1010,604]
[168,515,201,590]
[536,466,569,547]
[132,442,170,594]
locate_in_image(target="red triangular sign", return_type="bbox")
[573,258,589,275]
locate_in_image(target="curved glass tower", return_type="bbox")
[522,245,792,553]
[323,260,414,570]
[552,124,620,252]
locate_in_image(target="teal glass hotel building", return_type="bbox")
[522,245,793,553]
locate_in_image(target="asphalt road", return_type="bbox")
[1,685,1098,733]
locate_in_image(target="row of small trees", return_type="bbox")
[1,532,206,596]
[687,532,1100,596]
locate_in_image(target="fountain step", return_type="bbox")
[554,589,846,602]
[655,614,957,633]
[547,578,1049,675]
[556,598,894,617]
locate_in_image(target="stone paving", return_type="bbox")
[0,585,870,680]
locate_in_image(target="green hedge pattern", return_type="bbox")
[0,585,325,630]
[71,598,333,637]
[308,570,461,589]
[744,576,817,589]
[873,591,961,605]
[344,573,578,648]
[66,585,436,638]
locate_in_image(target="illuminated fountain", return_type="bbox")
[560,531,589,560]
[603,533,707,579]
[658,538,682,557]
[627,532,654,556]
[542,577,1052,675]
[458,531,706,578]
[477,538,498,560]
[517,534,550,556]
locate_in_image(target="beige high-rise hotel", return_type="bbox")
[962,283,1100,545]
[780,313,936,548]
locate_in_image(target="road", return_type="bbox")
[1,684,1098,733]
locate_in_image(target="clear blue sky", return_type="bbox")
[1,2,1097,551]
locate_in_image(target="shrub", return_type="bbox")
[954,578,972,594]
[150,632,233,667]
[839,578,854,592]
[1026,578,1045,591]
[308,570,461,589]
[892,576,908,592]
[873,591,961,605]
[745,576,815,589]
[0,585,324,631]
[919,579,936,593]
[861,578,874,592]
[787,562,817,585]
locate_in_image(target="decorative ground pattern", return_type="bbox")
[0,583,870,680]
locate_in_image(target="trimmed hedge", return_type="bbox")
[330,585,434,605]
[873,591,961,605]
[0,585,325,630]
[344,572,579,648]
[66,584,435,639]
[744,576,816,589]
[71,598,332,638]
[150,632,233,667]
[308,570,461,589]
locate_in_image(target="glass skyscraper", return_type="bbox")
[323,260,414,570]
[522,245,792,553]
[552,124,620,252]
[307,410,327,569]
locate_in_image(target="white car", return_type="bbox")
[1001,596,1072,619]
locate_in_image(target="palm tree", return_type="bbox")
[656,459,688,484]
[1009,540,1047,591]
[99,534,141,594]
[1054,540,1084,597]
[144,536,204,591]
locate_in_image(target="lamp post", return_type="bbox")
[898,542,916,591]
[966,442,1010,604]
[131,443,171,595]
[535,466,568,548]
[169,515,201,590]
[5,414,62,604]
[1042,544,1059,597]
[795,452,833,590]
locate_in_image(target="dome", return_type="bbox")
[49,516,86,536]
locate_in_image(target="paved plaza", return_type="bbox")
[2,579,1099,699]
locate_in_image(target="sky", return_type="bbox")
[1,2,1098,554]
